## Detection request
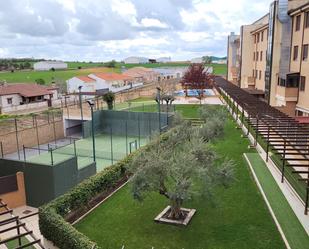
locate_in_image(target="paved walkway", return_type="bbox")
[0,206,57,249]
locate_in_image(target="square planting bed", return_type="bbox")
[154,205,196,226]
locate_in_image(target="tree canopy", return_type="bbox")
[128,106,234,220]
[181,64,214,95]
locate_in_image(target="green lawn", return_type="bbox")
[129,104,202,119]
[122,63,227,75]
[75,106,285,249]
[0,67,119,84]
[5,237,36,249]
[66,62,106,69]
[245,153,309,249]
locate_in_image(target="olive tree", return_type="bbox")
[128,119,234,220]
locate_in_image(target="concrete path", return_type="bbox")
[0,206,58,249]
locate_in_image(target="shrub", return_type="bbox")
[199,105,227,123]
[35,78,46,85]
[39,158,131,249]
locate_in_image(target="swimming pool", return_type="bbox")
[174,89,215,97]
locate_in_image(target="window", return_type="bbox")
[296,15,301,31]
[253,52,255,61]
[300,76,306,91]
[260,51,263,61]
[305,12,309,28]
[7,98,12,104]
[256,51,259,61]
[259,71,262,80]
[278,78,286,87]
[257,33,260,43]
[293,45,299,60]
[261,31,264,42]
[303,44,308,61]
[255,70,258,78]
[298,110,304,116]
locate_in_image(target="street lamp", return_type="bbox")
[156,87,161,133]
[78,86,84,138]
[87,100,96,162]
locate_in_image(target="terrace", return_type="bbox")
[37,103,306,249]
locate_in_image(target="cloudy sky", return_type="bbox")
[0,0,273,62]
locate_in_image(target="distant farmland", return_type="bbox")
[0,62,226,84]
[0,67,120,84]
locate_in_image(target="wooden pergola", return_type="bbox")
[0,199,45,248]
[215,77,309,215]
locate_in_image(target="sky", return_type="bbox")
[0,0,273,62]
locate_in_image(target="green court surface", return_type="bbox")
[27,134,148,171]
[245,153,309,249]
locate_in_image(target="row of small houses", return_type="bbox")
[0,67,189,114]
[66,67,188,95]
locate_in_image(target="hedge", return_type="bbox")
[39,155,133,249]
[38,122,180,249]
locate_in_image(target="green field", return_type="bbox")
[0,67,120,84]
[0,62,226,84]
[122,62,227,75]
[245,153,309,249]
[75,106,285,249]
[66,62,106,69]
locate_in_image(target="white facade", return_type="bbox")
[33,61,68,71]
[157,57,172,63]
[66,77,109,94]
[213,59,227,64]
[66,75,143,95]
[123,57,149,64]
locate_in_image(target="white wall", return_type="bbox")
[34,61,68,71]
[0,94,22,108]
[66,77,110,94]
[1,101,48,113]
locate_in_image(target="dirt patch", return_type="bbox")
[65,176,129,224]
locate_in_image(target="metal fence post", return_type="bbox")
[73,140,77,156]
[23,145,26,162]
[281,140,286,183]
[34,115,40,154]
[52,112,57,145]
[126,121,128,155]
[266,126,270,162]
[110,127,114,165]
[50,148,54,166]
[138,115,141,148]
[0,141,3,158]
[14,118,20,160]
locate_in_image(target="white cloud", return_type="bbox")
[140,18,169,29]
[0,0,274,61]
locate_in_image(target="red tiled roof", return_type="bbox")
[93,73,132,81]
[76,76,96,83]
[0,84,52,97]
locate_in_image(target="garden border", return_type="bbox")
[244,153,291,249]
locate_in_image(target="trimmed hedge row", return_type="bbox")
[38,122,179,249]
[39,155,132,249]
